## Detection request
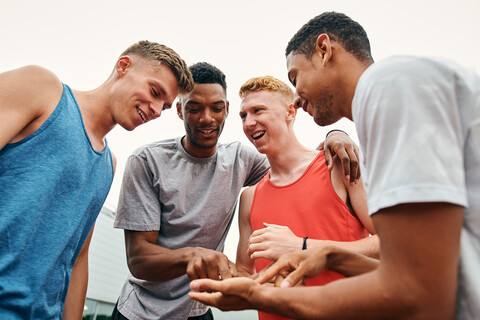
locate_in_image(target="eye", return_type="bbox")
[151,87,158,97]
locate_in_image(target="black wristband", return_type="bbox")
[326,129,348,139]
[302,237,308,250]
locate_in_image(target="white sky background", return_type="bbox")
[2,0,479,259]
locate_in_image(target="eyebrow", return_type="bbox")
[153,80,167,97]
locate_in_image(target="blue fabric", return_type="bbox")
[0,84,114,319]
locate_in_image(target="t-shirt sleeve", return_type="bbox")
[114,153,162,231]
[243,146,270,187]
[354,57,468,215]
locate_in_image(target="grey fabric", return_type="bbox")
[114,137,269,320]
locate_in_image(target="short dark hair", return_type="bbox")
[189,62,227,93]
[286,12,373,63]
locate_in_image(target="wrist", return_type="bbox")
[326,129,348,139]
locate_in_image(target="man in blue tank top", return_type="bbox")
[0,40,194,320]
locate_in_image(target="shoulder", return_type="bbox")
[1,65,63,113]
[241,185,257,200]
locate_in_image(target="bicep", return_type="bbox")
[346,177,375,234]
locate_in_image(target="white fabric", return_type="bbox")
[353,55,480,319]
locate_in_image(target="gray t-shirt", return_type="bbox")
[114,137,269,320]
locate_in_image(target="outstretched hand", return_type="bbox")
[320,130,360,184]
[189,277,260,311]
[256,247,329,288]
[248,223,302,261]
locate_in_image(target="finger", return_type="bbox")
[274,274,285,287]
[323,144,334,171]
[263,222,282,228]
[317,141,325,151]
[190,278,223,292]
[250,250,272,261]
[281,267,306,288]
[248,243,267,256]
[345,146,359,184]
[250,228,267,238]
[188,291,223,307]
[256,262,286,284]
[353,147,361,181]
[336,148,351,181]
[193,260,208,280]
[186,260,202,280]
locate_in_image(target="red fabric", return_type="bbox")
[250,152,369,320]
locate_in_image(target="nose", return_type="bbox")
[149,102,162,119]
[243,114,256,129]
[293,93,302,109]
[200,108,214,124]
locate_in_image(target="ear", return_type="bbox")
[286,103,297,121]
[315,33,333,67]
[225,101,230,117]
[116,56,132,76]
[176,101,184,120]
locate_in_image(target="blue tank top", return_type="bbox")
[0,84,114,319]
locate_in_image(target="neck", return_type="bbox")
[266,135,317,185]
[339,59,373,121]
[73,83,116,149]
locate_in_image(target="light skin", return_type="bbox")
[0,54,180,320]
[235,90,377,279]
[189,34,463,319]
[123,82,237,283]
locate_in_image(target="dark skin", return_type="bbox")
[124,83,236,282]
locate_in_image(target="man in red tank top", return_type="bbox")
[235,76,379,320]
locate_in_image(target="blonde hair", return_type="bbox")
[239,76,294,103]
[121,40,194,94]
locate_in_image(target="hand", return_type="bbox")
[186,247,237,281]
[256,247,329,288]
[189,277,260,311]
[248,223,302,261]
[320,130,360,184]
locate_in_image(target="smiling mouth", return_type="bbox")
[252,131,265,140]
[136,106,147,123]
[199,128,217,135]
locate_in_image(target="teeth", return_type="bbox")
[136,106,147,123]
[200,129,215,134]
[252,131,265,140]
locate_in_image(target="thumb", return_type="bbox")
[281,268,305,288]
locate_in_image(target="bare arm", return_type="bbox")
[125,229,236,282]
[62,225,95,320]
[320,130,360,184]
[0,66,63,150]
[190,202,463,319]
[235,187,256,277]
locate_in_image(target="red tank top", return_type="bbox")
[250,151,369,320]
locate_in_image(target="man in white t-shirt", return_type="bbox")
[188,11,480,320]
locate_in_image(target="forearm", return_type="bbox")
[325,246,379,277]
[62,254,88,319]
[308,235,379,259]
[128,246,194,281]
[252,268,423,320]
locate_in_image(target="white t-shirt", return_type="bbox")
[353,55,480,319]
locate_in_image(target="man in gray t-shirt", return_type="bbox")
[112,62,359,320]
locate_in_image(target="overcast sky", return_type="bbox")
[2,0,479,212]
